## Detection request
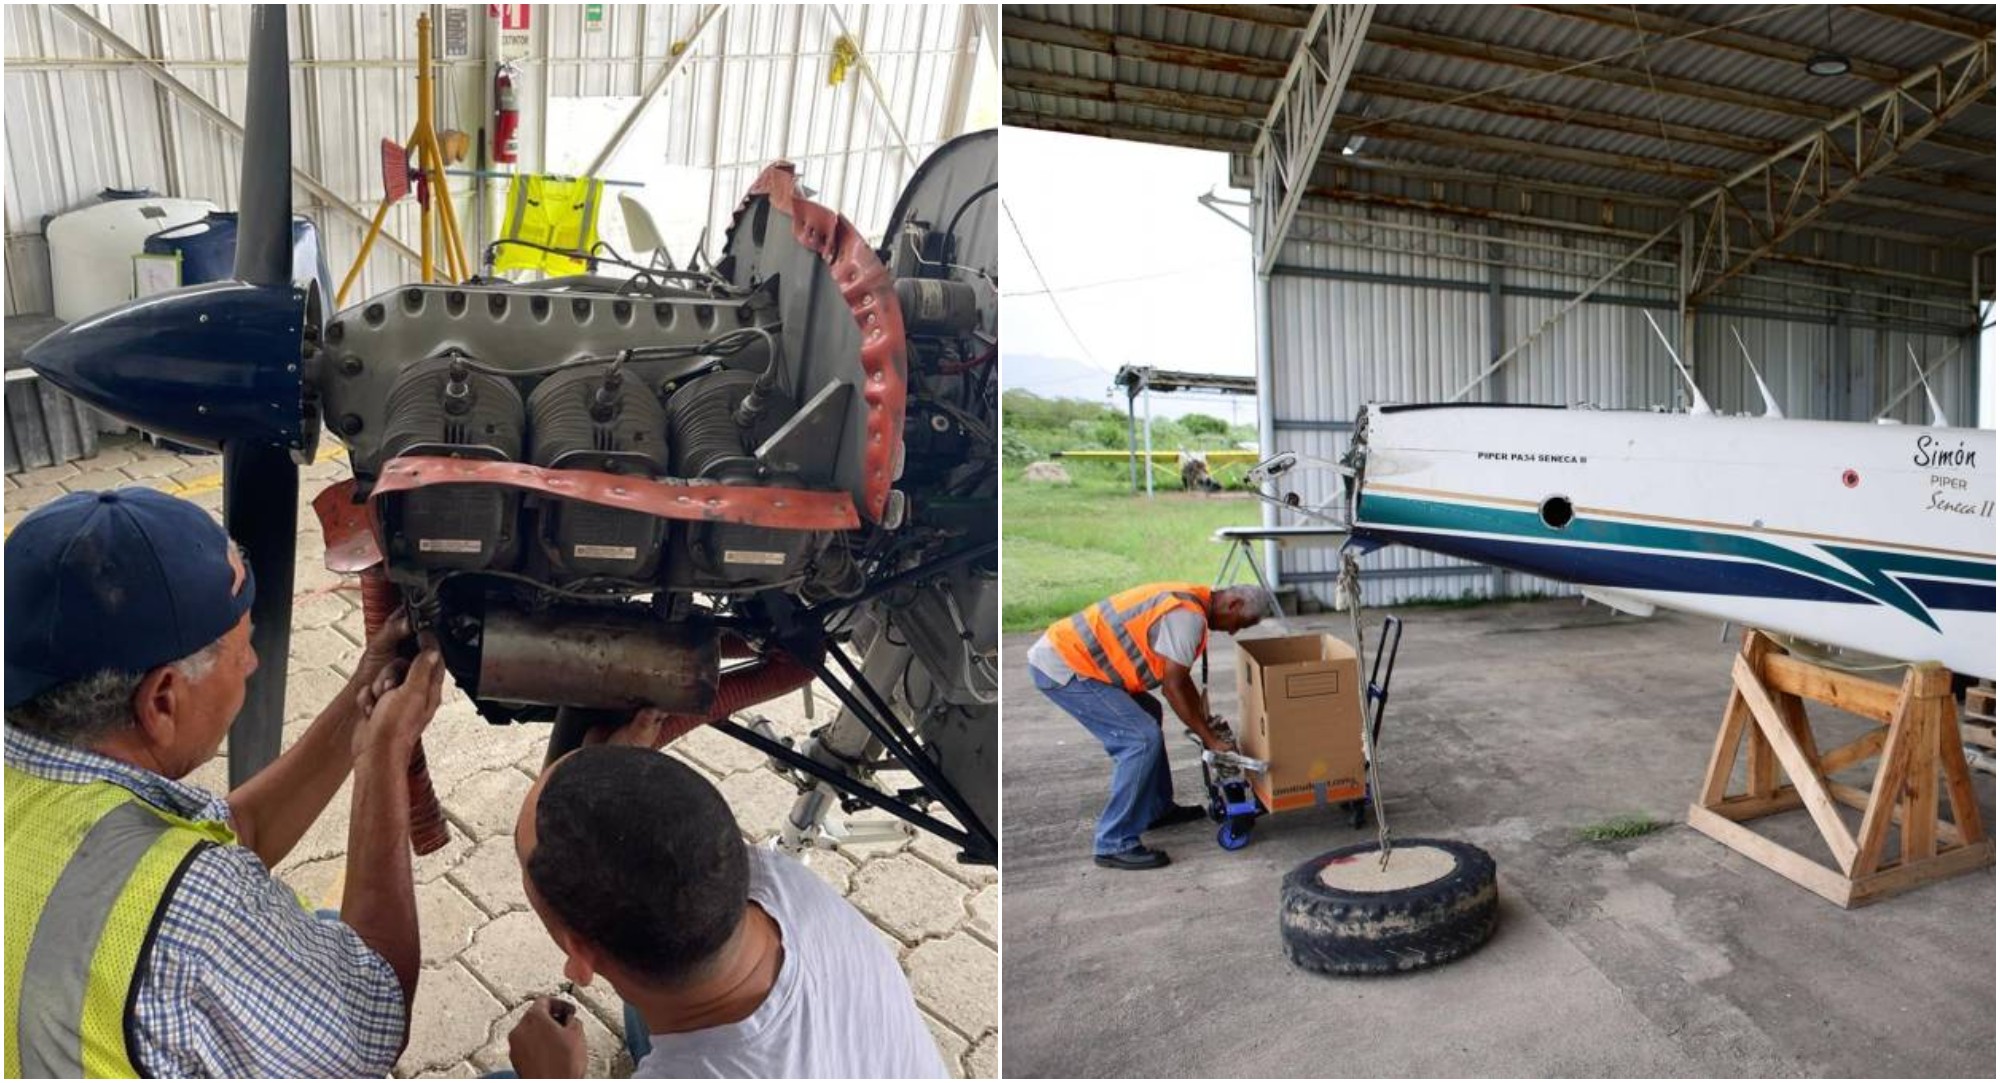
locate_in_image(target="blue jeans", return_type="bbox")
[1031,665,1175,856]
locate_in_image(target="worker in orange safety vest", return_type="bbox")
[1025,583,1270,869]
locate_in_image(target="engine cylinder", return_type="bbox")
[664,369,820,588]
[527,366,672,581]
[666,370,760,480]
[380,355,525,461]
[377,355,526,575]
[525,365,669,474]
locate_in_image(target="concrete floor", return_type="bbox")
[1001,601,1995,1078]
[6,435,997,1078]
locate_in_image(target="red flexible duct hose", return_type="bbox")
[649,652,815,748]
[359,568,450,855]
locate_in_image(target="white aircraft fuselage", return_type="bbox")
[1349,404,1997,680]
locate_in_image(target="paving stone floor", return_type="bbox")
[5,435,999,1078]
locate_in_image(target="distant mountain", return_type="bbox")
[1001,352,1119,402]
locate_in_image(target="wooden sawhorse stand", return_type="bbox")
[1686,630,1993,908]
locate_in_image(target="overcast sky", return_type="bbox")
[999,128,1255,393]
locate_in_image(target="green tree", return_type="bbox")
[1002,389,1118,429]
[1181,412,1229,436]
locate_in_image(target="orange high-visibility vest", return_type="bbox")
[1046,582,1211,693]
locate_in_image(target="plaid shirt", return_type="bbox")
[5,727,406,1078]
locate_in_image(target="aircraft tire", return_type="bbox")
[1279,837,1498,976]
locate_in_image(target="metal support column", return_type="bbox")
[1126,386,1139,493]
[1254,269,1280,595]
[1833,304,1853,419]
[1973,246,1992,427]
[1486,224,1508,599]
[938,7,980,142]
[1966,308,1982,428]
[1679,214,1697,410]
[1142,372,1155,497]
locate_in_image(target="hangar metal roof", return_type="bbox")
[1003,4,1996,261]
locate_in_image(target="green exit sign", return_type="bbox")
[585,3,604,29]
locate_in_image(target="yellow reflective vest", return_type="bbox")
[494,174,606,276]
[4,767,237,1078]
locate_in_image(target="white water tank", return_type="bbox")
[46,191,216,321]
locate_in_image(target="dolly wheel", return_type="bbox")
[1280,838,1499,976]
[1218,816,1254,851]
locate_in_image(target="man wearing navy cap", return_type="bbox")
[4,487,446,1077]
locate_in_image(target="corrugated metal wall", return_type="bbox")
[1268,209,1493,605]
[540,3,978,248]
[4,4,439,315]
[4,3,990,318]
[1266,195,1983,610]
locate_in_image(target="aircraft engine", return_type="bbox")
[20,3,998,865]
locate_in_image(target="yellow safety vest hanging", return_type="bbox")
[4,768,238,1078]
[494,174,607,276]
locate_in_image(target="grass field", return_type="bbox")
[1002,458,1261,632]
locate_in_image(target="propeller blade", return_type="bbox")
[225,5,302,782]
[222,442,299,785]
[234,5,293,287]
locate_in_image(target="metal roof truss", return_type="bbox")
[1686,35,1997,304]
[1251,4,1373,273]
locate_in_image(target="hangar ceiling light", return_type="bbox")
[1806,8,1851,78]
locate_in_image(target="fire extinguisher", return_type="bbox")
[492,63,520,165]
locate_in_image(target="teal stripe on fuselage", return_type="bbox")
[1356,492,1994,630]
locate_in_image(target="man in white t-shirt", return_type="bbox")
[502,745,947,1078]
[1027,583,1270,869]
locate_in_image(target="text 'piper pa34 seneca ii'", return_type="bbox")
[25,5,999,864]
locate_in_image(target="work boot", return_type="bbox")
[1146,804,1207,830]
[1093,845,1170,870]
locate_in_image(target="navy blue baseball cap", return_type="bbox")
[6,488,256,709]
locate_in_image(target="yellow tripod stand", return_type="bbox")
[336,11,469,307]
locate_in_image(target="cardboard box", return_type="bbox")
[1234,633,1365,812]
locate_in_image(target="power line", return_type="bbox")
[1001,265,1208,298]
[1002,198,1102,369]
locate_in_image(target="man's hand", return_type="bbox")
[584,707,674,750]
[226,614,435,868]
[346,609,415,716]
[509,997,587,1078]
[354,658,409,721]
[1204,716,1238,754]
[351,649,446,762]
